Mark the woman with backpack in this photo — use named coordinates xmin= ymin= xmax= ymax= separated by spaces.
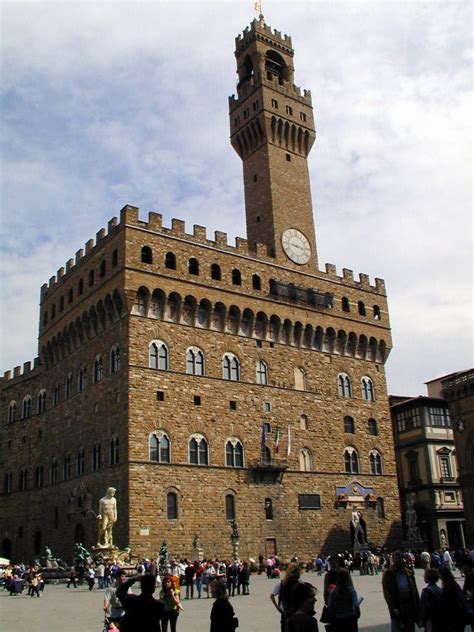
xmin=327 ymin=568 xmax=361 ymax=632
xmin=419 ymin=568 xmax=443 ymax=632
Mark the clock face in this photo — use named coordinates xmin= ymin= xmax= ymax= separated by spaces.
xmin=281 ymin=229 xmax=311 ymax=264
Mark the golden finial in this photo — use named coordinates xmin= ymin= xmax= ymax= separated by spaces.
xmin=255 ymin=1 xmax=264 ymax=21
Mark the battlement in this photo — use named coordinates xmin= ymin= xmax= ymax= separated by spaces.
xmin=1 ymin=357 xmax=41 ymax=385
xmin=235 ymin=18 xmax=293 ymax=53
xmin=229 ymin=75 xmax=312 ymax=111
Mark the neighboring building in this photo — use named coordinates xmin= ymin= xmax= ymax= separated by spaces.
xmin=427 ymin=370 xmax=474 ymax=547
xmin=389 ymin=394 xmax=465 ymax=550
xmin=0 ymin=16 xmax=401 ymax=563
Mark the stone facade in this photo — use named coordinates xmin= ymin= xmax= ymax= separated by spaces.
xmin=0 ymin=17 xmax=401 ymax=564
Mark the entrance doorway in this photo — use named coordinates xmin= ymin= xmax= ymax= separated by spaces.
xmin=265 ymin=538 xmax=277 ymax=558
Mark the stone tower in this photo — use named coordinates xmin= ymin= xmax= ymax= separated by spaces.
xmin=229 ymin=18 xmax=317 ymax=270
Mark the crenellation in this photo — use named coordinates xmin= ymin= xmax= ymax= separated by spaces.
xmin=120 ymin=204 xmax=140 ymax=225
xmin=75 ymin=249 xmax=84 ymax=265
xmin=193 ymin=225 xmax=206 ymax=241
xmin=235 ymin=236 xmax=248 ymax=250
xmin=171 ymin=218 xmax=185 ymax=234
xmin=57 ymin=266 xmax=65 ymax=279
xmin=66 ymin=259 xmax=74 ymax=273
xmin=325 ymin=263 xmax=337 ymax=276
xmin=23 ymin=361 xmax=31 ymax=373
xmin=108 ymin=217 xmax=118 ymax=232
xmin=96 ymin=228 xmax=106 ymax=243
xmin=147 ymin=212 xmax=163 ymax=230
xmin=256 ymin=243 xmax=267 ymax=257
xmin=375 ymin=278 xmax=386 ymax=294
xmin=49 ymin=275 xmax=56 ymax=288
xmin=41 ymin=283 xmax=48 ymax=298
xmin=14 ymin=366 xmax=21 ymax=377
xmin=85 ymin=239 xmax=94 ymax=255
xmin=343 ymin=268 xmax=354 ymax=283
xmin=214 ymin=231 xmax=228 ymax=247
xmin=359 ymin=273 xmax=370 ymax=289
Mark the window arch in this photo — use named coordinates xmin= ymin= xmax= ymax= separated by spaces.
xmin=92 ymin=444 xmax=102 ymax=471
xmin=37 ymin=390 xmax=47 ymax=414
xmin=368 ymin=418 xmax=378 ymax=436
xmin=63 ymin=455 xmax=71 ymax=480
xmin=344 ymin=416 xmax=355 ymax=434
xmin=188 ymin=257 xmax=199 ymax=275
xmin=77 ymin=449 xmax=85 ymax=475
xmin=150 ymin=431 xmax=171 ymax=463
xmin=344 ymin=447 xmax=359 ymax=474
xmin=141 ymin=246 xmax=153 ymax=264
xmin=93 ymin=355 xmax=103 ymax=383
xmin=299 ymin=448 xmax=313 ymax=472
xmin=50 ymin=459 xmax=58 ymax=484
xmin=8 ymin=401 xmax=17 ymax=423
xmin=149 ymin=340 xmax=169 ymax=370
xmin=211 ymin=263 xmax=221 ymax=280
xmin=167 ymin=492 xmax=178 ymax=520
xmin=225 ymin=439 xmax=244 ymax=467
xmin=110 ymin=437 xmax=119 ymax=465
xmin=189 ymin=435 xmax=209 ymax=465
xmin=265 ymin=498 xmax=273 ymax=520
xmin=34 ymin=465 xmax=44 ymax=488
xmin=338 ymin=373 xmax=352 ymax=397
xmin=223 ymin=353 xmax=240 ymax=381
xmin=99 ymin=259 xmax=106 ymax=277
xmin=376 ymin=497 xmax=385 ymax=518
xmin=370 ymin=449 xmax=383 ymax=475
xmin=65 ymin=373 xmax=73 ymax=399
xmin=361 ymin=377 xmax=376 ymax=401
xmin=186 ymin=347 xmax=205 ymax=376
xmin=300 ymin=414 xmax=308 ymax=430
xmin=111 ymin=249 xmax=118 ymax=267
xmin=294 ymin=367 xmax=306 ymax=391
xmin=52 ymin=384 xmax=60 ymax=406
xmin=165 ymin=252 xmax=176 ymax=270
xmin=110 ymin=345 xmax=120 ymax=373
xmin=88 ymin=269 xmax=95 ymax=287
xmin=358 ymin=301 xmax=366 ymax=316
xmin=342 ymin=297 xmax=350 ymax=312
xmin=256 ymin=360 xmax=268 ymax=385
xmin=373 ymin=305 xmax=381 ymax=320
xmin=4 ymin=471 xmax=13 ymax=493
xmin=252 ymin=274 xmax=261 ymax=290
xmin=78 ymin=278 xmax=84 ymax=296
xmin=22 ymin=396 xmax=32 ymax=419
xmin=19 ymin=468 xmax=28 ymax=491
xmin=232 ymin=269 xmax=242 ymax=285
xmin=68 ymin=288 xmax=73 ymax=304
xmin=225 ymin=493 xmax=236 ymax=520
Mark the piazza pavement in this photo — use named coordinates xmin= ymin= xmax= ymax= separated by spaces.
xmin=1 ymin=568 xmax=470 ymax=632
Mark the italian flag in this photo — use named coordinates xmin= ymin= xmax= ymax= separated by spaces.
xmin=274 ymin=426 xmax=281 ymax=453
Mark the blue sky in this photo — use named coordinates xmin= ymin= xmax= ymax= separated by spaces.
xmin=0 ymin=0 xmax=472 ymax=395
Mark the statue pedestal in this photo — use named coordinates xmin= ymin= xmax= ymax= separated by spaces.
xmin=353 ymin=541 xmax=369 ymax=555
xmin=191 ymin=547 xmax=203 ymax=562
xmin=92 ymin=545 xmax=118 ymax=559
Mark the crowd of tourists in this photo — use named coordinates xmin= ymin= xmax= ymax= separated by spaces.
xmin=2 ymin=548 xmax=474 ymax=631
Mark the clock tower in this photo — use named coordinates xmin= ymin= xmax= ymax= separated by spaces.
xmin=229 ymin=17 xmax=318 ymax=270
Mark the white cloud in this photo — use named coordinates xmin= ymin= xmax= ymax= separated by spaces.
xmin=1 ymin=1 xmax=472 ymax=395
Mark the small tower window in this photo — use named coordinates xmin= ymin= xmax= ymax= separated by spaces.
xmin=211 ymin=264 xmax=221 ymax=281
xmin=232 ymin=269 xmax=242 ymax=286
xmin=271 ymin=98 xmax=279 ymax=109
xmin=252 ymin=274 xmax=261 ymax=290
xmin=286 ymin=153 xmax=291 ymax=162
xmin=358 ymin=301 xmax=366 ymax=316
xmin=165 ymin=252 xmax=176 ymax=270
xmin=99 ymin=260 xmax=106 ymax=277
xmin=342 ymin=297 xmax=350 ymax=312
xmin=141 ymin=246 xmax=153 ymax=264
xmin=188 ymin=258 xmax=199 ymax=275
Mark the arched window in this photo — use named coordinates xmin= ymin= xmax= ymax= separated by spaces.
xmin=265 ymin=50 xmax=287 ymax=80
xmin=77 ymin=449 xmax=85 ymax=475
xmin=300 ymin=415 xmax=308 ymax=430
xmin=376 ymin=497 xmax=385 ymax=518
xmin=189 ymin=435 xmax=209 ymax=465
xmin=8 ymin=401 xmax=17 ymax=423
xmin=211 ymin=263 xmax=221 ymax=280
xmin=252 ymin=274 xmax=261 ymax=290
xmin=265 ymin=498 xmax=273 ymax=520
xmin=344 ymin=416 xmax=355 ymax=434
xmin=373 ymin=305 xmax=381 ymax=320
xmin=294 ymin=367 xmax=306 ymax=391
xmin=110 ymin=438 xmax=119 ymax=465
xmin=93 ymin=356 xmax=103 ymax=383
xmin=52 ymin=384 xmax=60 ymax=406
xmin=92 ymin=444 xmax=102 ymax=471
xmin=110 ymin=345 xmax=120 ymax=373
xmin=88 ymin=269 xmax=95 ymax=287
xmin=50 ymin=459 xmax=58 ymax=484
xmin=225 ymin=494 xmax=236 ymax=520
xmin=37 ymin=390 xmax=47 ymax=414
xmin=368 ymin=418 xmax=378 ymax=436
xmin=78 ymin=278 xmax=84 ymax=296
xmin=68 ymin=288 xmax=74 ymax=304
xmin=186 ymin=347 xmax=205 ymax=376
xmin=43 ymin=311 xmax=48 ymax=327
xmin=338 ymin=373 xmax=352 ymax=397
xmin=63 ymin=455 xmax=71 ymax=480
xmin=342 ymin=297 xmax=350 ymax=312
xmin=358 ymin=301 xmax=366 ymax=316
xmin=225 ymin=439 xmax=244 ymax=467
xmin=361 ymin=377 xmax=375 ymax=401
xmin=4 ymin=472 xmax=13 ymax=493
xmin=111 ymin=249 xmax=118 ymax=267
xmin=150 ymin=432 xmax=171 ymax=463
xmin=370 ymin=450 xmax=383 ymax=475
xmin=149 ymin=340 xmax=169 ymax=370
xmin=223 ymin=353 xmax=240 ymax=381
xmin=299 ymin=448 xmax=312 ymax=472
xmin=99 ymin=259 xmax=106 ymax=277
xmin=165 ymin=252 xmax=176 ymax=270
xmin=141 ymin=246 xmax=153 ymax=264
xmin=256 ymin=360 xmax=268 ymax=385
xmin=19 ymin=468 xmax=28 ymax=491
xmin=59 ymin=296 xmax=64 ymax=312
xmin=167 ymin=492 xmax=178 ymax=520
xmin=51 ymin=303 xmax=56 ymax=319
xmin=34 ymin=465 xmax=44 ymax=488
xmin=344 ymin=447 xmax=359 ymax=474
xmin=188 ymin=258 xmax=199 ymax=275
xmin=65 ymin=373 xmax=73 ymax=399
xmin=22 ymin=396 xmax=32 ymax=419
xmin=232 ymin=269 xmax=242 ymax=285
xmin=78 ymin=368 xmax=87 ymax=392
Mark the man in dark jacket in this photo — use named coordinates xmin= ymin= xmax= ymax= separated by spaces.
xmin=116 ymin=572 xmax=164 ymax=632
xmin=382 ymin=551 xmax=420 ymax=632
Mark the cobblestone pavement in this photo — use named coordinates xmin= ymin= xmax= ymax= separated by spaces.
xmin=1 ymin=569 xmax=469 ymax=632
